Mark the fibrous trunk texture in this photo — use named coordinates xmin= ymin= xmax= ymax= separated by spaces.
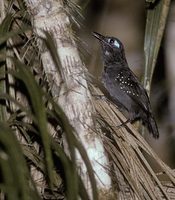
xmin=24 ymin=0 xmax=112 ymax=197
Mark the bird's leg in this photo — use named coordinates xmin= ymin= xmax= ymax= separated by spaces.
xmin=92 ymin=94 xmax=108 ymax=101
xmin=116 ymin=119 xmax=131 ymax=128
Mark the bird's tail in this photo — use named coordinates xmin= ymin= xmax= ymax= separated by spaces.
xmin=144 ymin=115 xmax=159 ymax=139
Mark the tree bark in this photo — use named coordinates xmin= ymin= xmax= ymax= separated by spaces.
xmin=24 ymin=0 xmax=112 ymax=198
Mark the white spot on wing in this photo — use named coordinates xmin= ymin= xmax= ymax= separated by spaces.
xmin=105 ymin=50 xmax=110 ymax=56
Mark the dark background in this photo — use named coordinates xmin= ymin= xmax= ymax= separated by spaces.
xmin=77 ymin=0 xmax=175 ymax=168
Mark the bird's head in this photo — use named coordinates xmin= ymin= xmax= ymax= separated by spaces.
xmin=93 ymin=32 xmax=127 ymax=65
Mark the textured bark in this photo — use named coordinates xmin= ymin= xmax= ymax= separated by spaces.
xmin=24 ymin=0 xmax=112 ymax=197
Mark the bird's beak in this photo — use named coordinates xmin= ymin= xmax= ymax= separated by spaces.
xmin=92 ymin=32 xmax=105 ymax=41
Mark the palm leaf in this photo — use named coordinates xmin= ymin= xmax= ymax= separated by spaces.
xmin=143 ymin=0 xmax=171 ymax=93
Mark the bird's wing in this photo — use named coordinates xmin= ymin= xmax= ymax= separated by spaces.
xmin=114 ymin=67 xmax=151 ymax=113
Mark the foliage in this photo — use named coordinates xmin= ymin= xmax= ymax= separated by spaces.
xmin=0 ymin=0 xmax=174 ymax=200
xmin=0 ymin=5 xmax=96 ymax=200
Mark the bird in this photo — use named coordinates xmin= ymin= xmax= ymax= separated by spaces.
xmin=93 ymin=32 xmax=159 ymax=139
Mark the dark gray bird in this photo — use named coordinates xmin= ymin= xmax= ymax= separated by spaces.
xmin=93 ymin=32 xmax=159 ymax=139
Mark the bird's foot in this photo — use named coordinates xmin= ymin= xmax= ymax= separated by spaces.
xmin=116 ymin=119 xmax=130 ymax=128
xmin=92 ymin=94 xmax=107 ymax=101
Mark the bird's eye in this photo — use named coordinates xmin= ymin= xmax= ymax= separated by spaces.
xmin=108 ymin=38 xmax=114 ymax=45
xmin=108 ymin=38 xmax=120 ymax=48
xmin=108 ymin=38 xmax=114 ymax=44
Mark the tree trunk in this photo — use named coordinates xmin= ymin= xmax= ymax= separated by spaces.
xmin=24 ymin=0 xmax=112 ymax=198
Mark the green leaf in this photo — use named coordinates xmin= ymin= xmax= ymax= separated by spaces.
xmin=0 ymin=14 xmax=30 ymax=45
xmin=0 ymin=14 xmax=13 ymax=35
xmin=0 ymin=122 xmax=40 ymax=200
xmin=10 ymin=59 xmax=55 ymax=189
